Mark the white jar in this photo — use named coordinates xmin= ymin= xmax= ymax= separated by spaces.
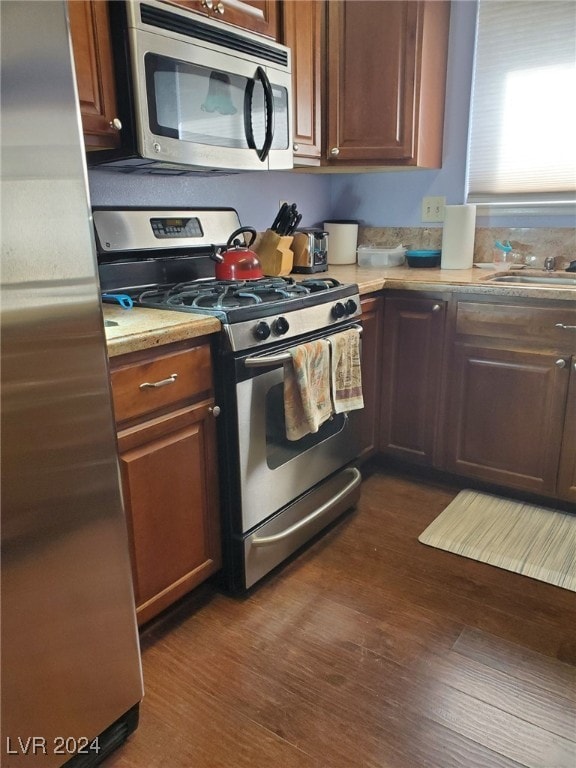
xmin=323 ymin=220 xmax=359 ymax=265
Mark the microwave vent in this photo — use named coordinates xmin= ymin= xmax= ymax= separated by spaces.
xmin=140 ymin=4 xmax=289 ymax=68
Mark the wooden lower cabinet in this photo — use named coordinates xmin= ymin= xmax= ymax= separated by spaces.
xmin=379 ymin=294 xmax=447 ymax=465
xmin=445 ymin=295 xmax=576 ymax=500
xmin=557 ymin=359 xmax=576 ymax=503
xmin=358 ymin=295 xmax=383 ymax=459
xmin=445 ymin=345 xmax=569 ymax=496
xmin=110 ymin=341 xmax=221 ymax=625
xmin=118 ymin=404 xmax=220 ymax=625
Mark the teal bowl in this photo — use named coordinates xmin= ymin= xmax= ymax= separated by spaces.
xmin=405 ymin=249 xmax=441 ymax=268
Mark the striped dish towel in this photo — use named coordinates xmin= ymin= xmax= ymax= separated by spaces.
xmin=330 ymin=328 xmax=364 ymax=414
xmin=283 ymin=339 xmax=332 ymax=441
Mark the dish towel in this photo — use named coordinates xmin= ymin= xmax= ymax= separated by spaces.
xmin=284 ymin=339 xmax=332 ymax=441
xmin=329 ymin=328 xmax=364 ymax=414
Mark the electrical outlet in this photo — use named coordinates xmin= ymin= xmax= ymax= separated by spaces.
xmin=422 ymin=196 xmax=446 ymax=222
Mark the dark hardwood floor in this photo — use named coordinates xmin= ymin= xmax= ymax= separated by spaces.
xmin=103 ymin=465 xmax=576 ymax=768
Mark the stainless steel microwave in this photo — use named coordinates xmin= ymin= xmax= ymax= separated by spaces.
xmin=88 ymin=0 xmax=293 ymax=174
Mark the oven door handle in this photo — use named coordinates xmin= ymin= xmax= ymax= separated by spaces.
xmin=244 ymin=324 xmax=362 ymax=368
xmin=251 ymin=467 xmax=361 ymax=546
xmin=245 ymin=351 xmax=291 ymax=367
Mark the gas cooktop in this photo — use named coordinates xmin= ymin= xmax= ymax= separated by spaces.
xmin=132 ymin=275 xmax=355 ymax=321
xmin=94 ymin=207 xmax=361 ymax=351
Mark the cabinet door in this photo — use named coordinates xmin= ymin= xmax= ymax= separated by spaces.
xmin=358 ymin=295 xmax=383 ymax=459
xmin=118 ymin=403 xmax=221 ymax=625
xmin=558 ymin=359 xmax=576 ymax=503
xmin=282 ymin=0 xmax=323 ymax=163
xmin=326 ymin=0 xmax=449 ymax=167
xmin=68 ymin=0 xmax=120 ymax=150
xmin=380 ymin=296 xmax=446 ymax=465
xmin=446 ymin=345 xmax=569 ymax=496
xmin=162 ymin=0 xmax=279 ymax=37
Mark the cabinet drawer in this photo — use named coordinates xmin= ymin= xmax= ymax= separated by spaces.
xmin=111 ymin=345 xmax=212 ymax=424
xmin=455 ymin=301 xmax=576 ymax=348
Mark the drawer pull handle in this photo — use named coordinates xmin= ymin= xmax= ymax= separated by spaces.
xmin=555 ymin=323 xmax=576 ymax=330
xmin=139 ymin=373 xmax=178 ymax=389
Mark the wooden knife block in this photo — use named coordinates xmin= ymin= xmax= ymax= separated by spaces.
xmin=254 ymin=229 xmax=294 ymax=276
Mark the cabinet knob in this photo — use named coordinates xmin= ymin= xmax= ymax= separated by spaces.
xmin=214 ymin=1 xmax=225 ymax=13
xmin=201 ymin=0 xmax=214 ymax=8
xmin=209 ymin=405 xmax=221 ymax=417
xmin=432 ymin=304 xmax=442 ymax=312
xmin=293 ymin=143 xmax=299 ymax=152
xmin=109 ymin=118 xmax=122 ymax=130
xmin=555 ymin=358 xmax=568 ymax=369
xmin=330 ymin=147 xmax=340 ymax=156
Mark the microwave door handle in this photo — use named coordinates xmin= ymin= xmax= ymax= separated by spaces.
xmin=256 ymin=66 xmax=274 ymax=162
xmin=243 ymin=78 xmax=257 ymax=153
xmin=244 ymin=67 xmax=274 ymax=162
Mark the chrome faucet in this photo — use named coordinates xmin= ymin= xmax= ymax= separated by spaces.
xmin=544 ymin=256 xmax=556 ymax=271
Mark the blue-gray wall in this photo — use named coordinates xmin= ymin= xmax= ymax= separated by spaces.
xmin=89 ymin=0 xmax=571 ymax=230
xmin=89 ymin=168 xmax=332 ymax=232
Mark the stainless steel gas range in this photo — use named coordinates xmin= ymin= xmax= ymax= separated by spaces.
xmin=95 ymin=208 xmax=362 ymax=592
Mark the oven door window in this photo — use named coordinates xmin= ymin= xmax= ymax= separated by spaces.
xmin=266 ymin=382 xmax=346 ymax=470
xmin=145 ymin=54 xmax=288 ymax=151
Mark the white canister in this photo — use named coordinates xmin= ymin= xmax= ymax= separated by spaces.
xmin=323 ymin=220 xmax=359 ymax=265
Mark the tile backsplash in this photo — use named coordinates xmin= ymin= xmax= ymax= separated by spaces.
xmin=358 ymin=227 xmax=575 ymax=270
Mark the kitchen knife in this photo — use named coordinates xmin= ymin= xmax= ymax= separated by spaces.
xmin=278 ymin=205 xmax=293 ymax=235
xmin=287 ymin=212 xmax=302 ymax=236
xmin=271 ymin=202 xmax=289 ymax=233
xmin=279 ymin=204 xmax=298 ymax=235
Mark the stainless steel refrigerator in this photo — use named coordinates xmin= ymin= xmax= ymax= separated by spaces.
xmin=1 ymin=2 xmax=144 ymax=766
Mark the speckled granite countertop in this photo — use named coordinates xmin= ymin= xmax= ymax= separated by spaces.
xmin=321 ymin=264 xmax=576 ymax=300
xmin=104 ymin=304 xmax=220 ymax=357
xmin=104 ymin=265 xmax=575 ymax=357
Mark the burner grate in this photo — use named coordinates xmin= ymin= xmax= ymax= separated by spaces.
xmin=138 ymin=276 xmax=315 ymax=312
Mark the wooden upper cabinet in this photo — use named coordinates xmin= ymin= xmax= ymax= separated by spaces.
xmin=281 ymin=0 xmax=324 ymax=164
xmin=161 ymin=0 xmax=280 ymax=38
xmin=326 ymin=0 xmax=450 ymax=168
xmin=68 ymin=1 xmax=121 ymax=150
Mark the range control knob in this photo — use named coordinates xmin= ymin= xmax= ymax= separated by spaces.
xmin=345 ymin=298 xmax=358 ymax=315
xmin=273 ymin=316 xmax=290 ymax=335
xmin=331 ymin=302 xmax=346 ymax=320
xmin=253 ymin=321 xmax=271 ymax=341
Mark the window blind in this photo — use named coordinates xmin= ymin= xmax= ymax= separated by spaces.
xmin=466 ymin=0 xmax=576 ymax=208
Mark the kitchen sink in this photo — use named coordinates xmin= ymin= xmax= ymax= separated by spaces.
xmin=485 ymin=272 xmax=576 ymax=287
